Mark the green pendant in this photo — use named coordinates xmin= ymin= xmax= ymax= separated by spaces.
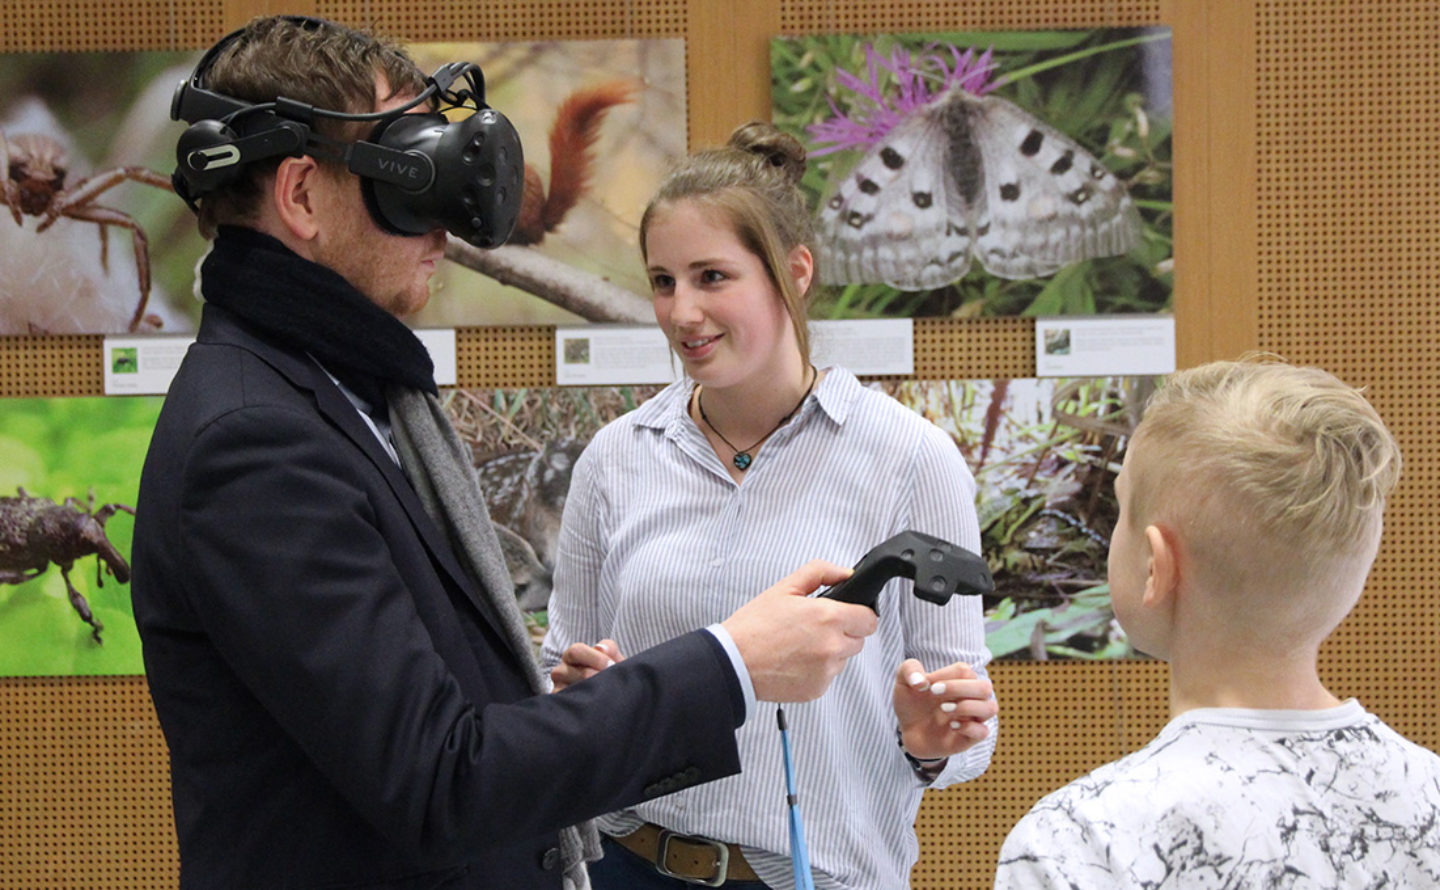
xmin=733 ymin=452 xmax=753 ymax=471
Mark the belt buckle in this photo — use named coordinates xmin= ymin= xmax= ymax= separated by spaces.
xmin=656 ymin=828 xmax=730 ymax=887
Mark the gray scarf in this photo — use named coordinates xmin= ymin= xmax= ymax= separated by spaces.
xmin=387 ymin=385 xmax=601 ymax=889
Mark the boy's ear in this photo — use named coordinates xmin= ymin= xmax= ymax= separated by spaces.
xmin=1143 ymin=523 xmax=1178 ymax=607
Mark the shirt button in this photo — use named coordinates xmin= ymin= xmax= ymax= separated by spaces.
xmin=709 ymin=558 xmax=723 ymax=568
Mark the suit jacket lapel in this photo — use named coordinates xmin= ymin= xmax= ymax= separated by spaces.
xmin=198 ymin=307 xmax=511 ymax=635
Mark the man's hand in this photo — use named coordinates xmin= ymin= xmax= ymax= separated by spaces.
xmin=550 ymin=639 xmax=625 ymax=692
xmin=893 ymin=659 xmax=996 ymax=762
xmin=721 ymin=560 xmax=877 ymax=702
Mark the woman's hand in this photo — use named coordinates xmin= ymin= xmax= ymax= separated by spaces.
xmin=550 ymin=639 xmax=626 ymax=692
xmin=892 ymin=659 xmax=997 ymax=763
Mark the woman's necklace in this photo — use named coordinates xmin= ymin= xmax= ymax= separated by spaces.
xmin=697 ymin=365 xmax=816 ymax=471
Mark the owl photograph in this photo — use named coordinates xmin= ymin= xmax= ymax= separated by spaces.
xmin=440 ymin=377 xmax=1142 ymax=662
xmin=772 ymin=28 xmax=1173 ymax=318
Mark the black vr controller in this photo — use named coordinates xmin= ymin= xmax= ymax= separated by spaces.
xmin=818 ymin=530 xmax=993 ymax=612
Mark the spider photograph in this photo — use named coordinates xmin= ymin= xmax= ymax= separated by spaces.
xmin=0 ymin=51 xmax=203 ymax=335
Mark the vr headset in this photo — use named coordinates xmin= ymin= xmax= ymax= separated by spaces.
xmin=170 ymin=16 xmax=523 ymax=248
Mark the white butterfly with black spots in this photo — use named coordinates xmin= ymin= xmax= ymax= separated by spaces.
xmin=818 ymin=87 xmax=1141 ymax=289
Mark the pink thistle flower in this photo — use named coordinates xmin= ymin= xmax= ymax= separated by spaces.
xmin=806 ymin=43 xmax=1000 ymax=157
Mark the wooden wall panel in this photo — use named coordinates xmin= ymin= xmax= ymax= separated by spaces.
xmin=1252 ymin=0 xmax=1440 ymax=746
xmin=1 ymin=2 xmax=1435 ymax=888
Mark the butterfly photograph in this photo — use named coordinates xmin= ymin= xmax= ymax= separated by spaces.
xmin=772 ymin=28 xmax=1173 ymax=318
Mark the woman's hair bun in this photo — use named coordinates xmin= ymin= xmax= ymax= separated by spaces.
xmin=728 ymin=120 xmax=807 ymax=185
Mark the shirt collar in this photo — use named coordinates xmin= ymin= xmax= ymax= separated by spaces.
xmin=312 ymin=355 xmax=401 ymax=467
xmin=631 ymin=365 xmax=863 ymax=435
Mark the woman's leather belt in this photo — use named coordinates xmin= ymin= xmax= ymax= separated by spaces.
xmin=610 ymin=822 xmax=761 ymax=886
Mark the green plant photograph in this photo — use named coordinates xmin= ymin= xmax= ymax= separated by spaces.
xmin=0 ymin=395 xmax=161 ymax=675
xmin=772 ymin=28 xmax=1173 ymax=319
xmin=446 ymin=377 xmax=1149 ymax=661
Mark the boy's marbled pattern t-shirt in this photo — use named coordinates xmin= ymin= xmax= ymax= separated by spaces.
xmin=995 ymin=700 xmax=1440 ymax=889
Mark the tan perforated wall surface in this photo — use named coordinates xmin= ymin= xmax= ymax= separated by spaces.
xmin=1 ymin=2 xmax=1434 ymax=888
xmin=1253 ymin=0 xmax=1440 ymax=743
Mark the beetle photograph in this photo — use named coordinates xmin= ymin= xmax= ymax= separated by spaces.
xmin=0 ymin=486 xmax=134 ymax=644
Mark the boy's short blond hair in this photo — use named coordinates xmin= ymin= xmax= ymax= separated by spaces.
xmin=1127 ymin=358 xmax=1400 ymax=606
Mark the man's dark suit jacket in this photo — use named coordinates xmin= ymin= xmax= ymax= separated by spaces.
xmin=132 ymin=304 xmax=744 ymax=888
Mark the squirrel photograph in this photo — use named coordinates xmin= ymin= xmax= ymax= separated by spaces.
xmin=507 ymin=79 xmax=638 ymax=247
xmin=411 ymin=38 xmax=687 ymax=327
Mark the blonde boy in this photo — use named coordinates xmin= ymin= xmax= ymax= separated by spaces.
xmin=995 ymin=358 xmax=1440 ymax=889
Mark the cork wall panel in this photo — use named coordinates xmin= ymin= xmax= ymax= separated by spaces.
xmin=913 ymin=318 xmax=1035 ymax=380
xmin=1253 ymin=0 xmax=1440 ymax=749
xmin=0 ymin=663 xmax=1171 ymax=889
xmin=2 ymin=1 xmax=1436 ymax=889
xmin=0 ymin=335 xmax=103 ymax=397
xmin=779 ymin=0 xmax=1163 ymax=32
xmin=317 ymin=0 xmax=687 ymax=41
xmin=455 ymin=325 xmax=554 ymax=387
xmin=0 ymin=676 xmax=176 ymax=888
xmin=912 ymin=661 xmax=1170 ymax=888
xmin=0 ymin=0 xmax=224 ymax=51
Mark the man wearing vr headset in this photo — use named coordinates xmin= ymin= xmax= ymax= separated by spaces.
xmin=131 ymin=15 xmax=877 ymax=890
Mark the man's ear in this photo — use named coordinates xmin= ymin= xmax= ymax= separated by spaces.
xmin=271 ymin=156 xmax=323 ymax=242
xmin=788 ymin=244 xmax=814 ymax=295
xmin=1143 ymin=523 xmax=1178 ymax=608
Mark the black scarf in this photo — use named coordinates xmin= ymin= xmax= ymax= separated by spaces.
xmin=201 ymin=226 xmax=437 ymax=410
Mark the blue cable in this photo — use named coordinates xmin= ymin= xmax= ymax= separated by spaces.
xmin=777 ymin=706 xmax=815 ymax=890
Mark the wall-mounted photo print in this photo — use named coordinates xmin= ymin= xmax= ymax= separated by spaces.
xmin=0 ymin=37 xmax=684 ymax=335
xmin=0 ymin=374 xmax=1151 ymax=676
xmin=771 ymin=28 xmax=1172 ymax=319
xmin=443 ymin=376 xmax=1153 ymax=661
xmin=406 ymin=39 xmax=685 ymax=327
xmin=0 ymin=395 xmax=160 ymax=676
xmin=0 ymin=50 xmax=197 ymax=334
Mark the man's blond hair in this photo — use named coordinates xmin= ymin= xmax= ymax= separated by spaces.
xmin=1127 ymin=358 xmax=1400 ymax=615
